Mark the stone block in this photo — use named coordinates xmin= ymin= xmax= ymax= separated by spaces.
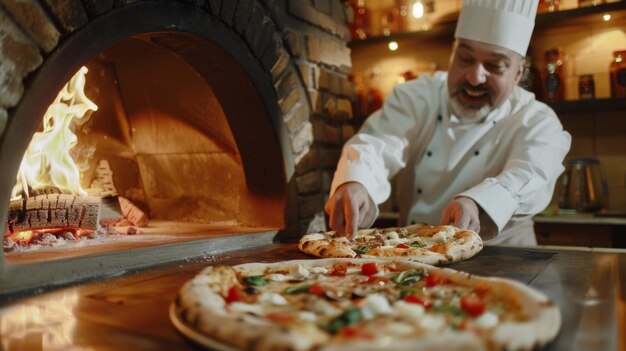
xmin=0 ymin=7 xmax=41 ymax=108
xmin=244 ymin=4 xmax=264 ymax=54
xmin=274 ymin=68 xmax=298 ymax=101
xmin=297 ymin=63 xmax=311 ymax=88
xmin=309 ymin=90 xmax=322 ymax=114
xmin=247 ymin=16 xmax=275 ymax=58
xmin=283 ymin=101 xmax=308 ymax=134
xmin=295 ymin=148 xmax=320 ymax=175
xmin=219 ymin=0 xmax=237 ymax=26
xmin=233 ymin=0 xmax=254 ymax=34
xmin=295 ymin=170 xmax=322 ymax=194
xmin=342 ymin=124 xmax=356 ymax=142
xmin=318 ymin=38 xmax=351 ymax=68
xmin=40 ymin=0 xmax=88 ymax=33
xmin=306 ymin=35 xmax=320 ymax=63
xmin=283 ymin=29 xmax=301 ymax=58
xmin=279 ymin=86 xmax=301 ymax=114
xmin=291 ymin=121 xmax=313 ymax=155
xmin=270 ymin=48 xmax=290 ymax=81
xmin=318 ymin=147 xmax=341 ymax=168
xmin=288 ymin=0 xmax=337 ymax=36
xmin=2 ymin=0 xmax=60 ymax=52
xmin=297 ymin=192 xmax=324 ymax=219
xmin=313 ymin=0 xmax=331 ymax=15
xmin=313 ymin=119 xmax=342 ymax=145
xmin=335 ymin=97 xmax=353 ymax=120
xmin=205 ymin=0 xmax=221 ymax=16
xmin=82 ymin=0 xmax=114 ymax=16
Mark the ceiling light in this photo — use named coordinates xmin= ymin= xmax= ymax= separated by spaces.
xmin=412 ymin=2 xmax=425 ymax=19
xmin=388 ymin=41 xmax=399 ymax=51
xmin=603 ymin=13 xmax=611 ymax=21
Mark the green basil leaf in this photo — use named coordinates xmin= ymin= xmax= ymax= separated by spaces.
xmin=242 ymin=276 xmax=268 ymax=286
xmin=284 ymin=284 xmax=311 ymax=294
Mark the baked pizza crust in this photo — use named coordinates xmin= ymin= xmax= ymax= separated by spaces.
xmin=299 ymin=224 xmax=483 ymax=265
xmin=175 ymin=258 xmax=560 ymax=351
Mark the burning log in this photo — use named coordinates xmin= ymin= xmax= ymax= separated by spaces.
xmin=7 ymin=193 xmax=101 ymax=232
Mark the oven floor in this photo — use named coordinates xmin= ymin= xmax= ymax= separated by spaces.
xmin=5 ymin=220 xmax=279 ymax=264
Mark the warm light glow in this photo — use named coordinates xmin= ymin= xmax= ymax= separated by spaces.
xmin=388 ymin=41 xmax=399 ymax=51
xmin=603 ymin=13 xmax=611 ymax=21
xmin=14 ymin=231 xmax=33 ymax=243
xmin=12 ymin=66 xmax=97 ymax=200
xmin=412 ymin=1 xmax=425 ymax=19
xmin=0 ymin=291 xmax=78 ymax=349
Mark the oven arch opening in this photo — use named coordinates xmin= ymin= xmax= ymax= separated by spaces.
xmin=0 ymin=1 xmax=310 ymax=298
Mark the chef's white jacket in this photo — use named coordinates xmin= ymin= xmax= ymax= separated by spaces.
xmin=330 ymin=72 xmax=572 ymax=245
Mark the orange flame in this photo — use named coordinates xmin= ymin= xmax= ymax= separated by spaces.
xmin=12 ymin=66 xmax=98 ymax=200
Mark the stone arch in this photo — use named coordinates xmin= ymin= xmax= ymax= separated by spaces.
xmin=0 ymin=0 xmax=315 ymax=234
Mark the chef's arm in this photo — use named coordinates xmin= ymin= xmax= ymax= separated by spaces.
xmin=456 ymin=114 xmax=572 ymax=235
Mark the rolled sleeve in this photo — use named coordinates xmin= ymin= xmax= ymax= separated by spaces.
xmin=458 ymin=179 xmax=518 ymax=232
xmin=330 ymin=146 xmax=392 ymax=204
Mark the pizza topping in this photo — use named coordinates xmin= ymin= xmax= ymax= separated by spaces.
xmin=290 ymin=264 xmax=311 ymax=279
xmin=392 ymin=269 xmax=423 ymax=285
xmin=395 ymin=243 xmax=410 ymax=248
xmin=404 ymin=293 xmax=433 ymax=308
xmin=474 ymin=311 xmax=499 ymax=329
xmin=394 ymin=300 xmax=426 ymax=322
xmin=338 ymin=325 xmax=374 ymax=339
xmin=284 ymin=284 xmax=312 ymax=295
xmin=330 ymin=262 xmax=349 ymax=276
xmin=409 ymin=241 xmax=427 ymax=248
xmin=258 ymin=292 xmax=288 ymax=305
xmin=242 ymin=276 xmax=268 ymax=286
xmin=360 ymin=262 xmax=379 ymax=276
xmin=359 ymin=294 xmax=393 ymax=318
xmin=425 ymin=273 xmax=448 ymax=287
xmin=326 ymin=307 xmax=362 ymax=334
xmin=225 ymin=286 xmax=249 ymax=303
xmin=267 ymin=273 xmax=288 ymax=282
xmin=353 ymin=246 xmax=371 ymax=255
xmin=460 ymin=295 xmax=486 ymax=316
xmin=308 ymin=283 xmax=326 ymax=297
xmin=432 ymin=226 xmax=455 ymax=242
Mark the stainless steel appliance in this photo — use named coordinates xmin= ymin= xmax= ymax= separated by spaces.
xmin=559 ymin=157 xmax=608 ymax=212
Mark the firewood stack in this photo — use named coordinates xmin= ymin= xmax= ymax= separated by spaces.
xmin=7 ymin=193 xmax=101 ymax=232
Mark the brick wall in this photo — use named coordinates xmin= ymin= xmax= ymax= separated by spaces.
xmin=0 ymin=0 xmax=355 ymax=235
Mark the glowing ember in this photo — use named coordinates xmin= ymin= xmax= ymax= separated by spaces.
xmin=12 ymin=66 xmax=98 ymax=200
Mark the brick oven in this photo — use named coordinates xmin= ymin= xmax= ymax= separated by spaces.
xmin=0 ymin=0 xmax=355 ymax=298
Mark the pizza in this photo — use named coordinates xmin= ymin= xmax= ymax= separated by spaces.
xmin=299 ymin=223 xmax=483 ymax=265
xmin=172 ymin=258 xmax=560 ymax=351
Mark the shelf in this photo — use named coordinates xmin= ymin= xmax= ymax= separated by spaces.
xmin=547 ymin=97 xmax=626 ymax=113
xmin=348 ymin=1 xmax=626 ymax=49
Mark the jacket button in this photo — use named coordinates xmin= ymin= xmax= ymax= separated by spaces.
xmin=417 ymin=188 xmax=423 ymax=194
xmin=474 ymin=150 xmax=480 ymax=156
xmin=426 ymin=150 xmax=432 ymax=157
xmin=437 ymin=115 xmax=442 ymax=121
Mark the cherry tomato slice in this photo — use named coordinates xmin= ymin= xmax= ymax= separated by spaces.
xmin=404 ymin=293 xmax=432 ymax=308
xmin=460 ymin=295 xmax=486 ymax=316
xmin=361 ymin=262 xmax=379 ymax=276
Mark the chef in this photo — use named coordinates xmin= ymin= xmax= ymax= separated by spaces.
xmin=325 ymin=0 xmax=571 ymax=245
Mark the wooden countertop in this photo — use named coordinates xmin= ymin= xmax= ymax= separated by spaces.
xmin=0 ymin=244 xmax=624 ymax=351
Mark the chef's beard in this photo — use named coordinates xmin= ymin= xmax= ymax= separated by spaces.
xmin=449 ymin=83 xmax=494 ymax=124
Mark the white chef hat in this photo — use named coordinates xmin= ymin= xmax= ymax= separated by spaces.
xmin=454 ymin=0 xmax=539 ymax=57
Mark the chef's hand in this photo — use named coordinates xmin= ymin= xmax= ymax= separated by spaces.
xmin=439 ymin=196 xmax=480 ymax=233
xmin=324 ymin=182 xmax=374 ymax=240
